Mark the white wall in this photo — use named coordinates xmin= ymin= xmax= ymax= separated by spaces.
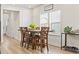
xmin=1 ymin=4 xmax=32 ymax=41
xmin=32 ymin=7 xmax=40 ymax=26
xmin=32 ymin=4 xmax=79 ymax=48
xmin=32 ymin=5 xmax=47 ymax=26
xmin=53 ymin=4 xmax=79 ymax=32
xmin=53 ymin=4 xmax=79 ymax=48
xmin=20 ymin=9 xmax=32 ymax=27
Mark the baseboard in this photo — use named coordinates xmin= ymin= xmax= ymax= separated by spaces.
xmin=48 ymin=44 xmax=60 ymax=48
xmin=4 ymin=34 xmax=20 ymax=43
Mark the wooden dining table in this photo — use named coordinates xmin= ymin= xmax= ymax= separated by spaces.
xmin=18 ymin=29 xmax=41 ymax=49
xmin=18 ymin=28 xmax=53 ymax=50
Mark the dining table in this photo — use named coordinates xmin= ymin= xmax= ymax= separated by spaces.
xmin=18 ymin=28 xmax=53 ymax=50
xmin=18 ymin=28 xmax=41 ymax=49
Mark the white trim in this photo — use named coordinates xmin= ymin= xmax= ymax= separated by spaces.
xmin=48 ymin=32 xmax=61 ymax=36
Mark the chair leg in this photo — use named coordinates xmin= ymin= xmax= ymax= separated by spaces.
xmin=24 ymin=43 xmax=26 ymax=47
xmin=27 ymin=44 xmax=29 ymax=49
xmin=27 ymin=39 xmax=30 ymax=49
xmin=46 ymin=38 xmax=49 ymax=52
xmin=41 ymin=44 xmax=43 ymax=53
xmin=32 ymin=44 xmax=34 ymax=50
xmin=20 ymin=41 xmax=23 ymax=47
xmin=34 ymin=38 xmax=37 ymax=50
xmin=40 ymin=39 xmax=43 ymax=53
xmin=32 ymin=37 xmax=36 ymax=50
xmin=47 ymin=44 xmax=49 ymax=51
xmin=38 ymin=39 xmax=40 ymax=48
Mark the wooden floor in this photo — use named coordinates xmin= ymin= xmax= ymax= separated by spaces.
xmin=1 ymin=35 xmax=74 ymax=54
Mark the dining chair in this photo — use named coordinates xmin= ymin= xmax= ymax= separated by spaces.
xmin=39 ymin=27 xmax=49 ymax=52
xmin=25 ymin=29 xmax=38 ymax=49
xmin=20 ymin=27 xmax=29 ymax=47
xmin=20 ymin=27 xmax=38 ymax=49
xmin=32 ymin=33 xmax=40 ymax=50
xmin=31 ymin=27 xmax=49 ymax=52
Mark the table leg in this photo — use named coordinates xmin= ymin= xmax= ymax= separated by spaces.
xmin=20 ymin=33 xmax=23 ymax=47
xmin=61 ymin=33 xmax=62 ymax=49
xmin=65 ymin=34 xmax=67 ymax=47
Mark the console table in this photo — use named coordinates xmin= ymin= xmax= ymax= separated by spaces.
xmin=61 ymin=33 xmax=79 ymax=53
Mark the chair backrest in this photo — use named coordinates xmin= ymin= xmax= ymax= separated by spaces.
xmin=20 ymin=27 xmax=28 ymax=33
xmin=40 ymin=27 xmax=49 ymax=39
xmin=20 ymin=27 xmax=30 ymax=39
xmin=41 ymin=27 xmax=49 ymax=32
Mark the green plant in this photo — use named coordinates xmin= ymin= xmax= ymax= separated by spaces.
xmin=64 ymin=26 xmax=72 ymax=33
xmin=29 ymin=23 xmax=38 ymax=29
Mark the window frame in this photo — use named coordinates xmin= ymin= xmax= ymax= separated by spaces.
xmin=40 ymin=10 xmax=61 ymax=34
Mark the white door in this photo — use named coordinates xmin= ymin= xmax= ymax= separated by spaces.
xmin=3 ymin=13 xmax=9 ymax=35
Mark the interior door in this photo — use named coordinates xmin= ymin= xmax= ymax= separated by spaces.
xmin=3 ymin=13 xmax=9 ymax=35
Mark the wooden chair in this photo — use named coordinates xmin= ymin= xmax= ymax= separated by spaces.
xmin=24 ymin=30 xmax=31 ymax=48
xmin=31 ymin=27 xmax=49 ymax=52
xmin=20 ymin=27 xmax=29 ymax=47
xmin=39 ymin=27 xmax=49 ymax=52
xmin=31 ymin=32 xmax=40 ymax=50
xmin=25 ymin=30 xmax=38 ymax=49
xmin=27 ymin=27 xmax=40 ymax=49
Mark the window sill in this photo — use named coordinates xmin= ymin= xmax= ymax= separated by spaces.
xmin=48 ymin=32 xmax=60 ymax=36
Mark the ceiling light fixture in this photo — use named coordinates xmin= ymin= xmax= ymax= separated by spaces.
xmin=44 ymin=4 xmax=53 ymax=11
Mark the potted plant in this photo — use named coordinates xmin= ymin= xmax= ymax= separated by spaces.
xmin=28 ymin=22 xmax=38 ymax=30
xmin=28 ymin=23 xmax=38 ymax=36
xmin=64 ymin=26 xmax=72 ymax=33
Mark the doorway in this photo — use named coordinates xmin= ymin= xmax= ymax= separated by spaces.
xmin=3 ymin=11 xmax=9 ymax=35
xmin=3 ymin=10 xmax=20 ymax=40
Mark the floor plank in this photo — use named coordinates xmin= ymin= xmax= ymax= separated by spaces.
xmin=1 ymin=35 xmax=75 ymax=54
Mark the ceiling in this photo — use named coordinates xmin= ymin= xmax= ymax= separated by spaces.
xmin=6 ymin=4 xmax=41 ymax=9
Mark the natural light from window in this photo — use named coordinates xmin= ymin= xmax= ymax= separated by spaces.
xmin=40 ymin=10 xmax=61 ymax=34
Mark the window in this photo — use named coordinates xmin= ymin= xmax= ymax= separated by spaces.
xmin=40 ymin=10 xmax=61 ymax=34
xmin=50 ymin=10 xmax=61 ymax=33
xmin=40 ymin=12 xmax=48 ymax=27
